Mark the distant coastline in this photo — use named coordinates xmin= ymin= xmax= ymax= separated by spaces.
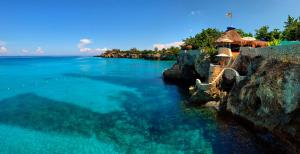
xmin=94 ymin=48 xmax=180 ymax=60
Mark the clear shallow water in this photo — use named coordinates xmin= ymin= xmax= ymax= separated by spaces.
xmin=0 ymin=57 xmax=263 ymax=154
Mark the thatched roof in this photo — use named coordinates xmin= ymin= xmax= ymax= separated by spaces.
xmin=216 ymin=30 xmax=243 ymax=44
xmin=216 ymin=30 xmax=268 ymax=47
xmin=251 ymin=40 xmax=268 ymax=47
xmin=242 ymin=37 xmax=256 ymax=41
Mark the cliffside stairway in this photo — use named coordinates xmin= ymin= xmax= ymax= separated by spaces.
xmin=196 ymin=54 xmax=242 ymax=91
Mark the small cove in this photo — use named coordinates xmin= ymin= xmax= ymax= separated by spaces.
xmin=0 ymin=56 xmax=267 ymax=153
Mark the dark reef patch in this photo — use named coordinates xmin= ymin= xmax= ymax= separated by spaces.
xmin=0 ymin=84 xmax=275 ymax=153
xmin=63 ymin=73 xmax=152 ymax=88
xmin=0 ymin=93 xmax=115 ymax=137
xmin=0 ymin=93 xmax=219 ymax=152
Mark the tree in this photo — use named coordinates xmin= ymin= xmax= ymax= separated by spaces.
xmin=183 ymin=28 xmax=222 ymax=59
xmin=183 ymin=28 xmax=222 ymax=51
xmin=129 ymin=48 xmax=139 ymax=54
xmin=283 ymin=15 xmax=300 ymax=41
xmin=161 ymin=48 xmax=167 ymax=53
xmin=167 ymin=46 xmax=180 ymax=55
xmin=255 ymin=26 xmax=272 ymax=41
xmin=236 ymin=29 xmax=253 ymax=37
xmin=270 ymin=28 xmax=282 ymax=40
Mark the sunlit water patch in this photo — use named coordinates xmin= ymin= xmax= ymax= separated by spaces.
xmin=0 ymin=57 xmax=263 ymax=153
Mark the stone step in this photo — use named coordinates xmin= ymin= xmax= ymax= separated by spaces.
xmin=208 ymin=65 xmax=224 ymax=83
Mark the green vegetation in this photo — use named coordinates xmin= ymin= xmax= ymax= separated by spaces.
xmin=183 ymin=28 xmax=222 ymax=58
xmin=254 ymin=15 xmax=300 ymax=45
xmin=283 ymin=15 xmax=300 ymax=41
xmin=236 ymin=29 xmax=253 ymax=37
xmin=98 ymin=46 xmax=181 ymax=60
xmin=103 ymin=47 xmax=180 ymax=56
xmin=183 ymin=28 xmax=222 ymax=50
xmin=255 ymin=26 xmax=283 ymax=42
xmin=267 ymin=39 xmax=281 ymax=46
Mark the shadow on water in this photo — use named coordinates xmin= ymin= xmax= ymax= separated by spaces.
xmin=63 ymin=72 xmax=190 ymax=100
xmin=0 ymin=93 xmax=218 ymax=153
xmin=0 ymin=58 xmax=279 ymax=153
xmin=0 ymin=74 xmax=269 ymax=153
xmin=63 ymin=73 xmax=147 ymax=86
xmin=61 ymin=73 xmax=267 ymax=153
xmin=0 ymin=93 xmax=124 ymax=138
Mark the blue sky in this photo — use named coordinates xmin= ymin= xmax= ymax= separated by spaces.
xmin=0 ymin=0 xmax=299 ymax=56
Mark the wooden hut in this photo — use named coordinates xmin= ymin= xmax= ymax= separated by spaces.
xmin=216 ymin=29 xmax=244 ymax=52
xmin=216 ymin=28 xmax=268 ymax=52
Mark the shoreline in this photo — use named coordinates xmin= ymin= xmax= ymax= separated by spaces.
xmin=94 ymin=55 xmax=177 ymax=61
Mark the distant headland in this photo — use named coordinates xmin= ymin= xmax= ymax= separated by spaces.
xmin=94 ymin=47 xmax=180 ymax=60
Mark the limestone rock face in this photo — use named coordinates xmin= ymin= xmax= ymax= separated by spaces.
xmin=144 ymin=53 xmax=161 ymax=60
xmin=188 ymin=90 xmax=215 ymax=105
xmin=130 ymin=54 xmax=140 ymax=59
xmin=232 ymin=55 xmax=264 ymax=76
xmin=194 ymin=54 xmax=210 ymax=81
xmin=227 ymin=59 xmax=300 ymax=152
xmin=163 ymin=64 xmax=182 ymax=81
xmin=160 ymin=54 xmax=177 ymax=60
xmin=163 ymin=46 xmax=300 ymax=152
xmin=163 ymin=51 xmax=202 ymax=85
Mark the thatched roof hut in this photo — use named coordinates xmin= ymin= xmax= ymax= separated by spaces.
xmin=240 ymin=37 xmax=268 ymax=47
xmin=216 ymin=30 xmax=243 ymax=45
xmin=241 ymin=37 xmax=256 ymax=41
xmin=216 ymin=29 xmax=268 ymax=48
xmin=250 ymin=40 xmax=268 ymax=47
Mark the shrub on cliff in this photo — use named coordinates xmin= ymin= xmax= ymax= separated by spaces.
xmin=283 ymin=15 xmax=300 ymax=41
xmin=255 ymin=15 xmax=300 ymax=42
xmin=183 ymin=28 xmax=222 ymax=51
xmin=183 ymin=28 xmax=222 ymax=61
xmin=267 ymin=39 xmax=281 ymax=46
xmin=255 ymin=26 xmax=283 ymax=41
xmin=236 ymin=29 xmax=253 ymax=37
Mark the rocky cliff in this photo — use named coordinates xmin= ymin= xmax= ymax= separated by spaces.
xmin=226 ymin=57 xmax=300 ymax=153
xmin=163 ymin=50 xmax=210 ymax=85
xmin=163 ymin=46 xmax=300 ymax=153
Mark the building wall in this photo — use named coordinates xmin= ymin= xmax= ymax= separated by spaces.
xmin=240 ymin=45 xmax=300 ymax=64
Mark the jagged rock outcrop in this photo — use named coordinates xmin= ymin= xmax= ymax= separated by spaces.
xmin=143 ymin=53 xmax=161 ymax=60
xmin=226 ymin=58 xmax=300 ymax=153
xmin=194 ymin=54 xmax=211 ymax=81
xmin=163 ymin=50 xmax=210 ymax=85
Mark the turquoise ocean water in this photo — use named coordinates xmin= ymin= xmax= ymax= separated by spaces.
xmin=0 ymin=57 xmax=263 ymax=153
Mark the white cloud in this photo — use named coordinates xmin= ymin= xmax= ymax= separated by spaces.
xmin=78 ymin=38 xmax=92 ymax=49
xmin=95 ymin=48 xmax=109 ymax=52
xmin=0 ymin=46 xmax=7 ymax=53
xmin=78 ymin=38 xmax=108 ymax=53
xmin=0 ymin=41 xmax=8 ymax=54
xmin=36 ymin=47 xmax=44 ymax=54
xmin=21 ymin=49 xmax=29 ymax=53
xmin=153 ymin=41 xmax=184 ymax=50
